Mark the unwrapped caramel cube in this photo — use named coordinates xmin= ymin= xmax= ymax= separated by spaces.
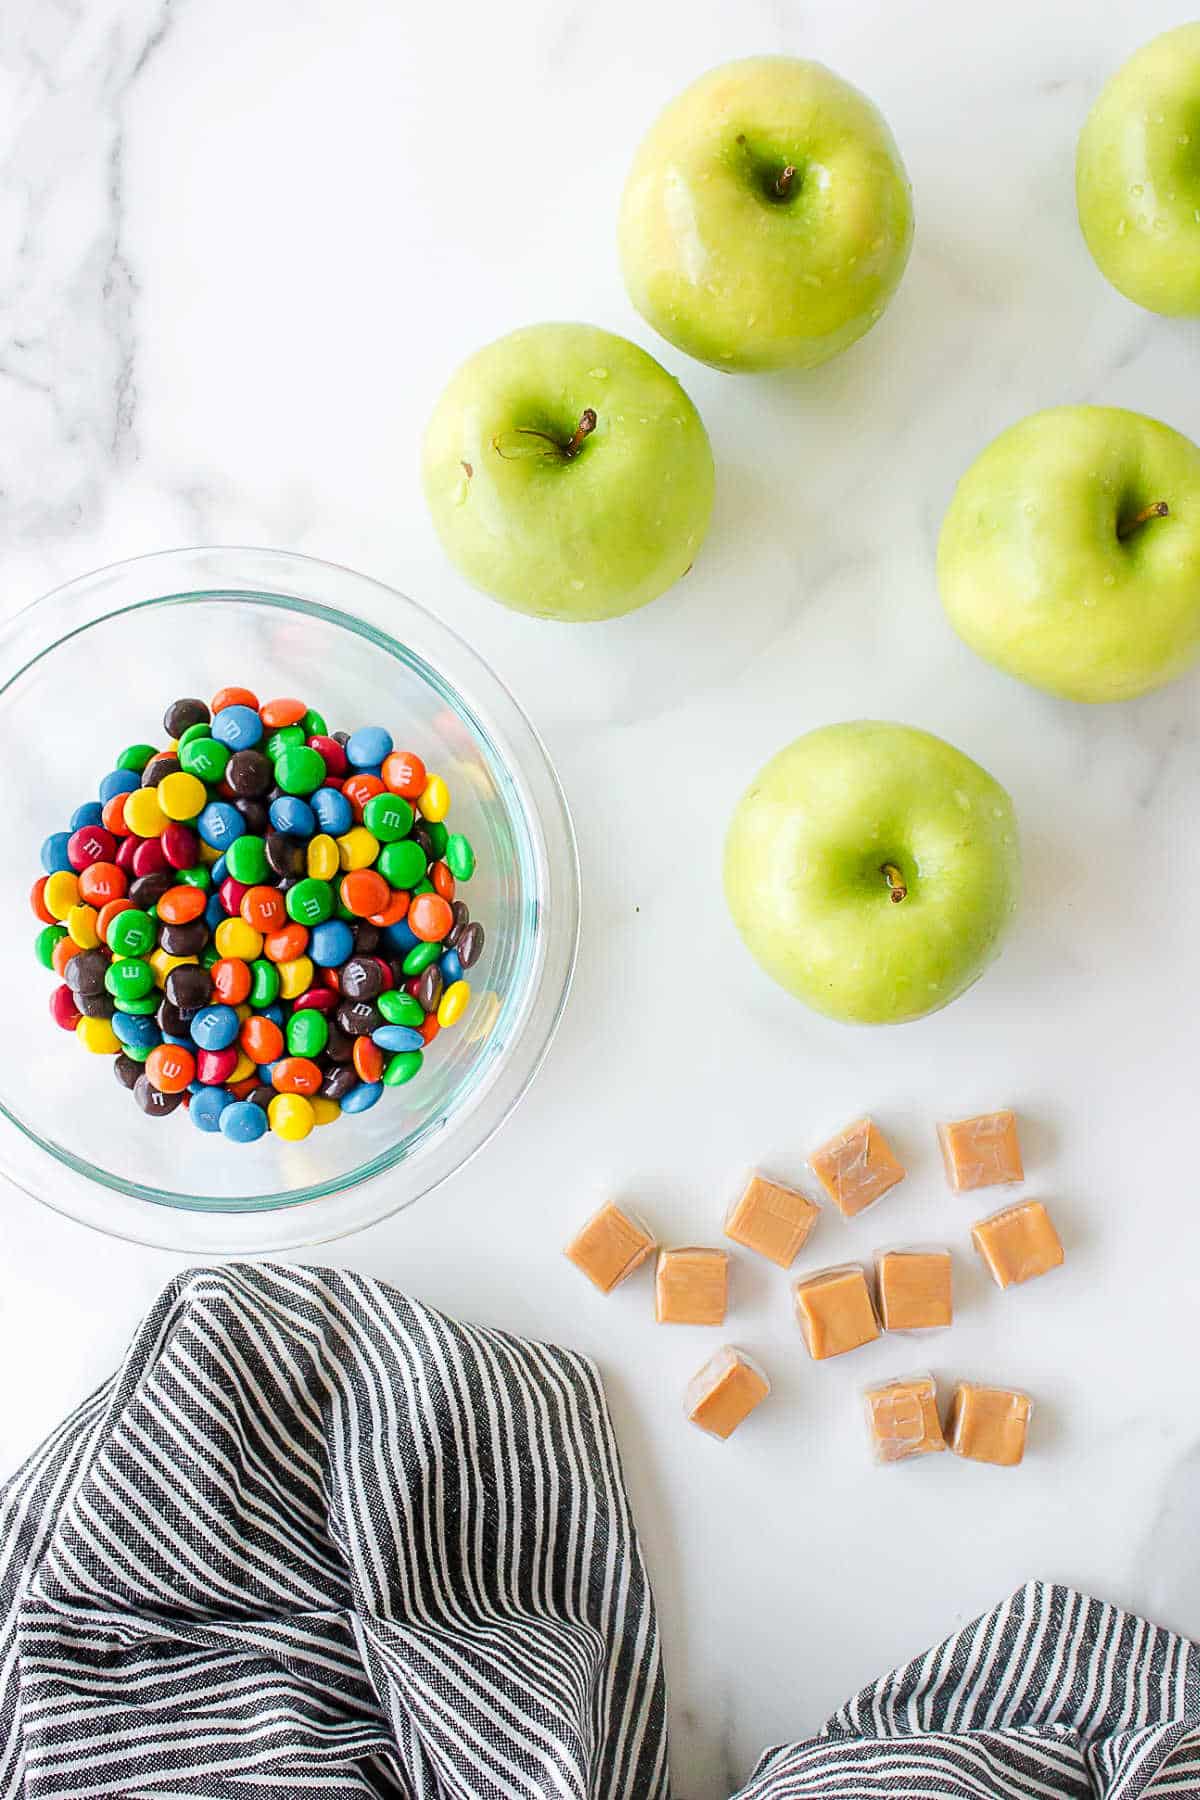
xmin=655 ymin=1248 xmax=729 ymax=1325
xmin=686 ymin=1346 xmax=769 ymax=1439
xmin=877 ymin=1249 xmax=953 ymax=1331
xmin=724 ymin=1172 xmax=819 ymax=1269
xmin=564 ymin=1201 xmax=655 ymax=1293
xmin=947 ymin=1382 xmax=1032 ymax=1466
xmin=809 ymin=1118 xmax=905 ymax=1217
xmin=793 ymin=1264 xmax=880 ymax=1360
xmin=972 ymin=1201 xmax=1063 ymax=1289
xmin=864 ymin=1374 xmax=946 ymax=1463
xmin=938 ymin=1110 xmax=1023 ymax=1191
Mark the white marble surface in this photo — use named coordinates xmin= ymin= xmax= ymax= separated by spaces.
xmin=3 ymin=1 xmax=1200 ymax=1792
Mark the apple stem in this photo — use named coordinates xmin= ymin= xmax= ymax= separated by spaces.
xmin=881 ymin=863 xmax=908 ymax=904
xmin=1118 ymin=500 xmax=1169 ymax=541
xmin=774 ymin=164 xmax=797 ymax=199
xmin=564 ymin=409 xmax=597 ymax=459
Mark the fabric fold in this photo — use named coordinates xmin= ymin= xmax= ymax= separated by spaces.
xmin=735 ymin=1580 xmax=1200 ymax=1799
xmin=0 ymin=1263 xmax=669 ymax=1799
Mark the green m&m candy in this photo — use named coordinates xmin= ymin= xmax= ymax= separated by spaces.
xmin=383 ymin=1049 xmax=423 ymax=1086
xmin=362 ymin=793 xmax=414 ymax=842
xmin=107 ymin=908 xmax=156 ymax=958
xmin=179 ymin=735 xmax=230 ymax=784
xmin=36 ymin=924 xmax=66 ymax=969
xmin=286 ymin=878 xmax=334 ymax=927
xmin=105 ymin=957 xmax=155 ymax=1003
xmin=378 ymin=990 xmax=424 ymax=1028
xmin=117 ymin=743 xmax=157 ymax=772
xmin=377 ymin=839 xmax=426 ymax=890
xmin=287 ymin=1009 xmax=328 ymax=1058
xmin=274 ymin=744 xmax=326 ymax=795
xmin=225 ymin=835 xmax=269 ymax=885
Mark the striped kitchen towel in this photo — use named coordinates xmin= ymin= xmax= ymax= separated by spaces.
xmin=734 ymin=1581 xmax=1200 ymax=1799
xmin=0 ymin=1263 xmax=668 ymax=1799
xmin=2 ymin=1267 xmax=1197 ymax=1799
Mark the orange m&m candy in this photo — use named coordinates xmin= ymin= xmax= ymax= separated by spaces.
xmin=30 ymin=878 xmax=55 ymax=925
xmin=368 ymin=888 xmax=409 ymax=928
xmin=259 ymin=697 xmax=307 ymax=729
xmin=157 ymin=885 xmax=207 ymax=925
xmin=241 ymin=1015 xmax=284 ymax=1065
xmin=430 ymin=860 xmax=455 ymax=902
xmin=340 ymin=869 xmax=389 ymax=918
xmin=263 ymin=922 xmax=309 ymax=964
xmin=342 ymin=773 xmax=384 ymax=819
xmin=408 ymin=892 xmax=454 ymax=943
xmin=101 ymin=793 xmax=129 ymax=835
xmin=381 ymin=751 xmax=426 ymax=800
xmin=271 ymin=1057 xmax=322 ymax=1096
xmin=211 ymin=685 xmax=260 ymax=714
xmin=210 ymin=957 xmax=252 ymax=1004
xmin=52 ymin=936 xmax=78 ymax=978
xmin=96 ymin=898 xmax=135 ymax=945
xmin=145 ymin=1044 xmax=195 ymax=1094
xmin=353 ymin=1038 xmax=383 ymax=1083
xmin=78 ymin=861 xmax=127 ymax=905
xmin=240 ymin=885 xmax=286 ymax=932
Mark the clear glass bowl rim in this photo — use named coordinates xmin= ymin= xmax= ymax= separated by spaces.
xmin=0 ymin=546 xmax=580 ymax=1254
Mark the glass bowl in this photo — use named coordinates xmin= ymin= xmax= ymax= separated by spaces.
xmin=0 ymin=547 xmax=579 ymax=1252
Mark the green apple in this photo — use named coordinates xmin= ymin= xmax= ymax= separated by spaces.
xmin=938 ymin=406 xmax=1200 ymax=703
xmin=618 ymin=56 xmax=914 ymax=373
xmin=1077 ymin=24 xmax=1200 ymax=315
xmin=422 ymin=323 xmax=714 ymax=622
xmin=724 ymin=722 xmax=1019 ymax=1026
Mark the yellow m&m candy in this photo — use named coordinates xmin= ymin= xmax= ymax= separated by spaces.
xmin=268 ymin=1093 xmax=315 ymax=1141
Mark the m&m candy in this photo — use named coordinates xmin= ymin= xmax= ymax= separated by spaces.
xmin=32 ymin=689 xmax=486 ymax=1143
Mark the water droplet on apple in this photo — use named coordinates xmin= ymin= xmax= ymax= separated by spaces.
xmin=1082 ymin=595 xmax=1096 ymax=608
xmin=1178 ymin=133 xmax=1191 ymax=145
xmin=1130 ymin=184 xmax=1144 ymax=198
xmin=1153 ymin=217 xmax=1168 ymax=233
xmin=570 ymin=579 xmax=585 ymax=591
xmin=1103 ymin=573 xmax=1116 ymax=587
xmin=1116 ymin=219 xmax=1128 ymax=236
xmin=588 ymin=367 xmax=609 ymax=379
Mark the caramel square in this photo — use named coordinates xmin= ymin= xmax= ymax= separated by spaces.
xmin=877 ymin=1249 xmax=953 ymax=1332
xmin=864 ymin=1375 xmax=946 ymax=1463
xmin=564 ymin=1202 xmax=655 ymax=1294
xmin=809 ymin=1118 xmax=905 ymax=1217
xmin=655 ymin=1248 xmax=729 ymax=1325
xmin=686 ymin=1346 xmax=769 ymax=1440
xmin=938 ymin=1110 xmax=1023 ymax=1192
xmin=972 ymin=1201 xmax=1063 ymax=1289
xmin=947 ymin=1382 xmax=1032 ymax=1466
xmin=724 ymin=1172 xmax=819 ymax=1269
xmin=793 ymin=1264 xmax=880 ymax=1360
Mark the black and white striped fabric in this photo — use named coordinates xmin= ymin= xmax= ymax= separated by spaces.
xmin=2 ymin=1267 xmax=1197 ymax=1799
xmin=0 ymin=1264 xmax=668 ymax=1799
xmin=735 ymin=1581 xmax=1200 ymax=1799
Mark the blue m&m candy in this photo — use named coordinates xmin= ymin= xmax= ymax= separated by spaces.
xmin=98 ymin=768 xmax=140 ymax=804
xmin=190 ymin=1086 xmax=231 ymax=1133
xmin=219 ymin=1099 xmax=268 ymax=1143
xmin=40 ymin=832 xmax=73 ymax=875
xmin=345 ymin=725 xmax=393 ymax=769
xmin=190 ymin=1004 xmax=240 ymax=1051
xmin=197 ymin=801 xmax=245 ymax=851
xmin=70 ymin=802 xmax=104 ymax=831
xmin=269 ymin=795 xmax=316 ymax=838
xmin=311 ymin=786 xmax=353 ymax=837
xmin=341 ymin=1080 xmax=383 ymax=1114
xmin=211 ymin=705 xmax=263 ymax=750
